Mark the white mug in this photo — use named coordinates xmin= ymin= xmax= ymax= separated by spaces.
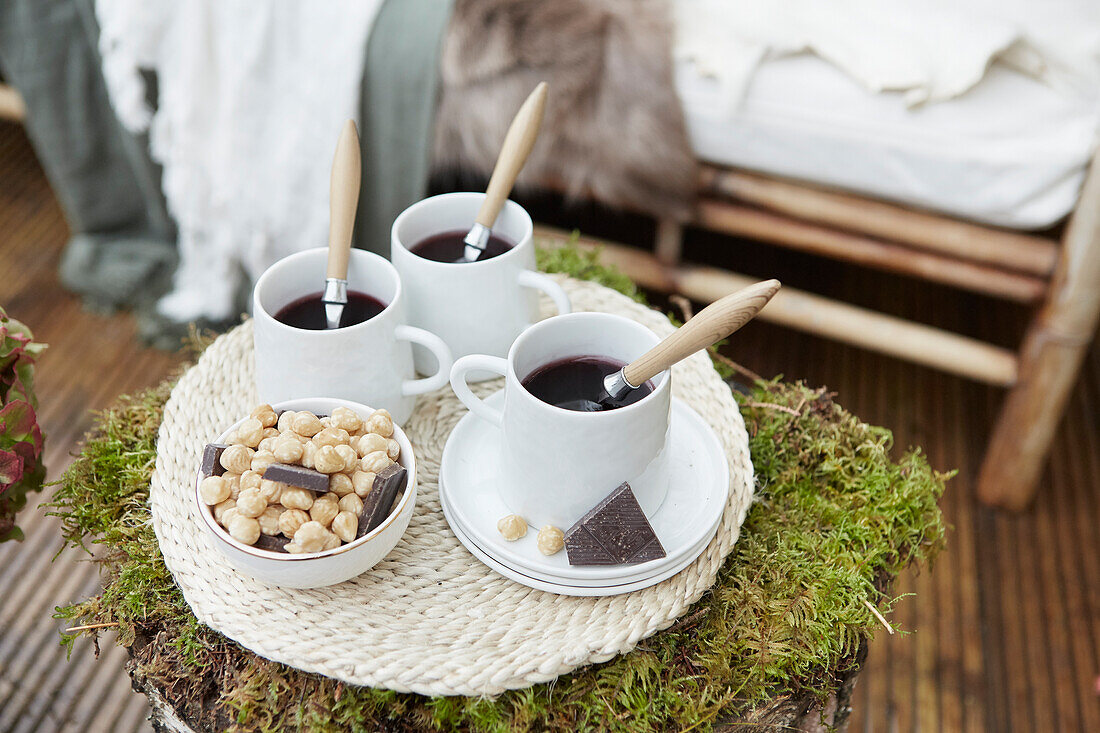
xmin=253 ymin=248 xmax=452 ymax=425
xmin=450 ymin=312 xmax=671 ymax=528
xmin=391 ymin=192 xmax=571 ymax=377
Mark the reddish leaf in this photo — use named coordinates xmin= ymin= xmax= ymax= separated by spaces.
xmin=0 ymin=400 xmax=36 ymax=437
xmin=0 ymin=448 xmax=23 ymax=492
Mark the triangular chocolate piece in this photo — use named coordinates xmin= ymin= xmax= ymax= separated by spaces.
xmin=357 ymin=464 xmax=408 ymax=538
xmin=564 ymin=525 xmax=619 ymax=565
xmin=564 ymin=482 xmax=666 ymax=565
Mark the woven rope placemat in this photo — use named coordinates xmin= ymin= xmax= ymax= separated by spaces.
xmin=149 ymin=276 xmax=754 ymax=697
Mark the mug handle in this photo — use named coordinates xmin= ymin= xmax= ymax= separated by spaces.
xmin=517 ymin=270 xmax=571 ymax=321
xmin=450 ymin=355 xmax=507 ymax=426
xmin=395 ymin=325 xmax=453 ymax=396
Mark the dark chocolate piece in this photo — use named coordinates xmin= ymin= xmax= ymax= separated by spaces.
xmin=253 ymin=534 xmax=290 ymax=553
xmin=564 ymin=482 xmax=666 ymax=566
xmin=262 ymin=463 xmax=330 ymax=493
xmin=357 ymin=464 xmax=408 ymax=537
xmin=562 ymin=525 xmax=618 ymax=565
xmin=201 ymin=443 xmax=229 ymax=477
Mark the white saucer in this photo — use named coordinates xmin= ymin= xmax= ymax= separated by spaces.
xmin=440 ymin=485 xmax=715 ymax=590
xmin=439 ymin=391 xmax=730 ymax=588
xmin=442 ymin=489 xmax=716 ymax=596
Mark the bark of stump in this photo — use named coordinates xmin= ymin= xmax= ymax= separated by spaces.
xmin=126 ymin=643 xmax=865 ymax=733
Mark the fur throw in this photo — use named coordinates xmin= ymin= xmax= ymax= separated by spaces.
xmin=433 ymin=0 xmax=697 ymax=220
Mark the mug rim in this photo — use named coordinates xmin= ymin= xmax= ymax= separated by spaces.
xmin=253 ymin=247 xmax=402 ymax=337
xmin=391 ymin=192 xmax=534 ymax=269
xmin=504 ymin=312 xmax=670 ymax=418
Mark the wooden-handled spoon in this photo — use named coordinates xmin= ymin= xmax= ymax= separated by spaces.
xmin=322 ymin=119 xmax=362 ymax=329
xmin=461 ymin=82 xmax=548 ymax=262
xmin=565 ymin=279 xmax=782 ymax=411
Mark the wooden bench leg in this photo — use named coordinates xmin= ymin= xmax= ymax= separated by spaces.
xmin=977 ymin=154 xmax=1100 ymax=510
xmin=655 ymin=218 xmax=684 ymax=266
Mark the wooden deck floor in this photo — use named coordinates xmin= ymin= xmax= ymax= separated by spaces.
xmin=1 ymin=120 xmax=1098 ymax=731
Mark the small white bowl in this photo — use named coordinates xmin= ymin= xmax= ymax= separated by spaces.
xmin=196 ymin=397 xmax=417 ymax=588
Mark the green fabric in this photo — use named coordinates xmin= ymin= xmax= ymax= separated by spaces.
xmin=0 ymin=0 xmax=177 ymax=310
xmin=355 ymin=0 xmax=454 ymax=257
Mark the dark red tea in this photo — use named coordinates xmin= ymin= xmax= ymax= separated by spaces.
xmin=273 ymin=291 xmax=387 ymax=330
xmin=410 ymin=230 xmax=514 ymax=263
xmin=521 ymin=356 xmax=654 ymax=411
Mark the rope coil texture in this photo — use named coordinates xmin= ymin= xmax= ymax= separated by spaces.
xmin=150 ymin=276 xmax=754 ymax=696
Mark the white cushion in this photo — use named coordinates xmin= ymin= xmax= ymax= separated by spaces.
xmin=677 ymin=54 xmax=1100 ymax=229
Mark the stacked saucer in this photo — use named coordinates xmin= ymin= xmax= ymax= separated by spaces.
xmin=439 ymin=391 xmax=730 ymax=596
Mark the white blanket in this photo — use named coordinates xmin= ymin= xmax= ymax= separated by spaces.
xmin=96 ymin=0 xmax=383 ymax=322
xmin=674 ymin=0 xmax=1100 ymax=110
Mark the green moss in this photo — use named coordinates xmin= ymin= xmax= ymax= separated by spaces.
xmin=50 ymin=245 xmax=946 ymax=731
xmin=535 ymin=234 xmax=645 ymax=304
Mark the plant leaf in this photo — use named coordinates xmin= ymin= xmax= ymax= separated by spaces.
xmin=0 ymin=448 xmax=24 ymax=491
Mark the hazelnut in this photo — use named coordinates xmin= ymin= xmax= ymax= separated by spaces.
xmin=335 ymin=444 xmax=359 ymax=472
xmin=219 ymin=507 xmax=240 ymax=528
xmin=199 ymin=475 xmax=230 ymax=505
xmin=251 ymin=404 xmax=279 ymax=428
xmin=219 ymin=445 xmax=253 ymax=474
xmin=239 ymin=469 xmax=262 ymax=492
xmin=272 ymin=436 xmax=304 ymax=463
xmin=300 ymin=440 xmax=318 ymax=469
xmin=536 ymin=525 xmax=565 ymax=555
xmin=235 ymin=417 xmax=264 ymax=448
xmin=331 ymin=511 xmax=358 ymax=542
xmin=352 ymin=470 xmax=376 ymax=497
xmin=329 ymin=472 xmax=354 ymax=496
xmin=250 ymin=450 xmax=277 ymax=473
xmin=364 ymin=410 xmax=394 ymax=438
xmin=259 ymin=478 xmax=285 ymax=504
xmin=213 ymin=498 xmax=236 ymax=524
xmin=257 ymin=436 xmax=277 ymax=453
xmin=497 ymin=514 xmax=527 ymax=541
xmin=285 ymin=521 xmax=333 ymax=553
xmin=290 ymin=411 xmax=323 ymax=437
xmin=257 ymin=505 xmax=283 ymax=535
xmin=236 ymin=488 xmax=266 ymax=518
xmin=360 ymin=450 xmax=392 ymax=474
xmin=261 ymin=427 xmax=280 ymax=439
xmin=330 ymin=406 xmax=362 ymax=433
xmin=310 ymin=493 xmax=340 ymax=527
xmin=227 ymin=515 xmax=261 ymax=545
xmin=278 ymin=508 xmax=309 ymax=538
xmin=313 ymin=445 xmax=345 ymax=474
xmin=222 ymin=472 xmax=242 ymax=500
xmin=280 ymin=486 xmax=315 ymax=511
xmin=277 ymin=410 xmax=297 ymax=432
xmin=322 ymin=532 xmax=342 ymax=551
xmin=385 ymin=439 xmax=401 ymax=461
xmin=313 ymin=427 xmax=350 ymax=448
xmin=338 ymin=493 xmax=363 ymax=516
xmin=356 ymin=433 xmax=388 ymax=458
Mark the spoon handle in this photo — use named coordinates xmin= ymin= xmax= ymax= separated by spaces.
xmin=474 ymin=82 xmax=548 ymax=229
xmin=623 ymin=279 xmax=781 ymax=387
xmin=327 ymin=119 xmax=361 ymax=280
